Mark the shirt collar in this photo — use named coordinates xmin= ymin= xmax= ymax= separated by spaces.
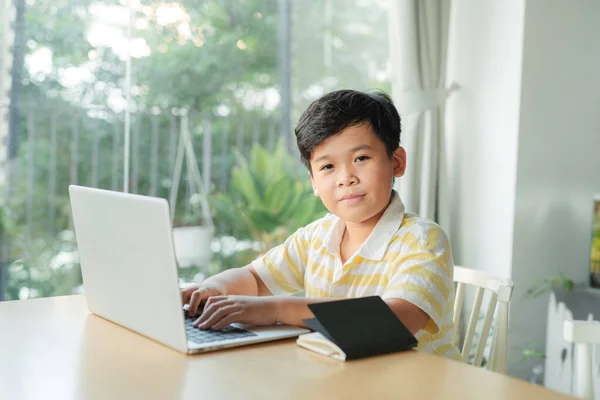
xmin=321 ymin=191 xmax=406 ymax=261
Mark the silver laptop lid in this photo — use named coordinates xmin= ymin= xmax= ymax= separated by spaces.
xmin=69 ymin=185 xmax=188 ymax=353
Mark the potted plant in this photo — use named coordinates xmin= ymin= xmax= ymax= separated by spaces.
xmin=169 ymin=109 xmax=214 ymax=273
xmin=212 ymin=141 xmax=328 ymax=267
xmin=172 ymin=193 xmax=214 ymax=270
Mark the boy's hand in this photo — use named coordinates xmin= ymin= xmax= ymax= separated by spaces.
xmin=192 ymin=295 xmax=278 ymax=331
xmin=180 ymin=283 xmax=226 ymax=316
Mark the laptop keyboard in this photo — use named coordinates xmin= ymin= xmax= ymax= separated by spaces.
xmin=184 ymin=311 xmax=257 ymax=344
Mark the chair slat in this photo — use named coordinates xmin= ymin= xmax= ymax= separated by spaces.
xmin=453 ymin=282 xmax=465 ymax=344
xmin=473 ymin=292 xmax=497 ymax=367
xmin=462 ymin=286 xmax=484 ymax=362
xmin=491 ymin=301 xmax=510 ymax=373
xmin=487 ymin=317 xmax=499 ymax=371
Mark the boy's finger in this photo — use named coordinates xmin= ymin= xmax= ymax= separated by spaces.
xmin=203 ymin=295 xmax=226 ymax=308
xmin=194 ymin=297 xmax=229 ymax=326
xmin=188 ymin=290 xmax=209 ymax=316
xmin=195 ymin=304 xmax=238 ymax=328
xmin=210 ymin=311 xmax=243 ymax=331
xmin=181 ymin=288 xmax=194 ymax=305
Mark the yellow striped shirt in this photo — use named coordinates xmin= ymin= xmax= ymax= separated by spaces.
xmin=252 ymin=191 xmax=461 ymax=360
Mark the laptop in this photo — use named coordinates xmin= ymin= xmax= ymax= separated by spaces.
xmin=68 ymin=185 xmax=310 ymax=354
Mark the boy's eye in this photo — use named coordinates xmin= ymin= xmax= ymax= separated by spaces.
xmin=320 ymin=164 xmax=334 ymax=171
xmin=355 ymin=155 xmax=370 ymax=162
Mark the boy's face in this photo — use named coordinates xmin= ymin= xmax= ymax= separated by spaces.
xmin=309 ymin=123 xmax=406 ymax=225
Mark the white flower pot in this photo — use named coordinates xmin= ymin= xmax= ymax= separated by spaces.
xmin=172 ymin=225 xmax=214 ymax=268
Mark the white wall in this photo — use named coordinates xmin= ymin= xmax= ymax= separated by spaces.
xmin=445 ymin=0 xmax=600 ymax=379
xmin=444 ymin=0 xmax=524 ymax=280
xmin=510 ymin=0 xmax=600 ymax=379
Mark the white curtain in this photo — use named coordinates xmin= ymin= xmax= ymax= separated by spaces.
xmin=0 ymin=0 xmax=14 ymax=187
xmin=388 ymin=0 xmax=455 ymax=222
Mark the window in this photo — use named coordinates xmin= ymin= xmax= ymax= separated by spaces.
xmin=0 ymin=0 xmax=390 ymax=300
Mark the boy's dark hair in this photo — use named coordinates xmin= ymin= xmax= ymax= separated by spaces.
xmin=294 ymin=89 xmax=401 ymax=171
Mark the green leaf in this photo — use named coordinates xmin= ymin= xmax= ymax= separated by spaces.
xmin=231 ymin=167 xmax=261 ymax=206
xmin=280 ymin=180 xmax=313 ymax=217
xmin=248 ymin=209 xmax=282 ymax=234
xmin=272 ymin=140 xmax=289 ymax=174
xmin=250 ymin=144 xmax=272 ymax=184
xmin=289 ymin=197 xmax=317 ymax=229
xmin=523 ymin=273 xmax=576 ymax=300
xmin=562 ymin=279 xmax=574 ymax=292
xmin=264 ymin=177 xmax=292 ymax=214
xmin=211 ymin=194 xmax=250 ymax=236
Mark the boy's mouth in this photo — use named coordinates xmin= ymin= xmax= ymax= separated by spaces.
xmin=339 ymin=193 xmax=366 ymax=203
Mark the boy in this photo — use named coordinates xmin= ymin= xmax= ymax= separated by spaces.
xmin=181 ymin=90 xmax=460 ymax=360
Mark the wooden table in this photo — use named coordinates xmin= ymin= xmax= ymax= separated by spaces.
xmin=0 ymin=295 xmax=574 ymax=400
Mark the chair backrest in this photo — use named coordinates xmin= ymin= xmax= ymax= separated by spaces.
xmin=453 ymin=266 xmax=515 ymax=374
xmin=563 ymin=319 xmax=600 ymax=399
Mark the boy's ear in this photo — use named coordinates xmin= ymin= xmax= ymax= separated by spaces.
xmin=309 ymin=171 xmax=320 ymax=196
xmin=392 ymin=146 xmax=407 ymax=178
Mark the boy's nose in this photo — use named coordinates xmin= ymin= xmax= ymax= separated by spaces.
xmin=337 ymin=169 xmax=358 ymax=187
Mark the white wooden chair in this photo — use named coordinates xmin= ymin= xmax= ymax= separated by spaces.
xmin=563 ymin=319 xmax=600 ymax=399
xmin=453 ymin=266 xmax=515 ymax=374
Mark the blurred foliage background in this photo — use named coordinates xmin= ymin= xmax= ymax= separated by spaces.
xmin=0 ymin=0 xmax=390 ymax=299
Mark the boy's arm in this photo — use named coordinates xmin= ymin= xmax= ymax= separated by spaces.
xmin=382 ymin=223 xmax=454 ymax=337
xmin=192 ymin=293 xmax=428 ymax=332
xmin=273 ymin=297 xmax=428 ymax=334
xmin=189 ymin=225 xmax=314 ymax=326
xmin=273 ymin=297 xmax=337 ymax=327
xmin=383 ymin=298 xmax=430 ymax=335
xmin=247 ymin=265 xmax=276 ymax=296
xmin=183 ymin=265 xmax=271 ymax=315
xmin=200 ymin=265 xmax=273 ymax=296
xmin=203 ymin=267 xmax=334 ymax=327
